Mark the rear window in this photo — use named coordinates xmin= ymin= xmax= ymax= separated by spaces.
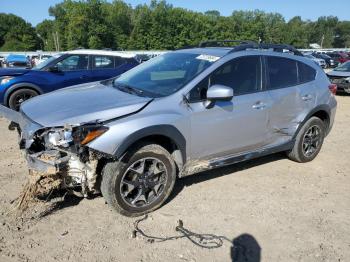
xmin=267 ymin=56 xmax=298 ymax=89
xmin=92 ymin=55 xmax=114 ymax=69
xmin=298 ymin=62 xmax=316 ymax=83
xmin=115 ymin=57 xmax=137 ymax=67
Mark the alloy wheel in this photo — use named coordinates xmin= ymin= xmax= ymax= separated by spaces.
xmin=120 ymin=157 xmax=167 ymax=208
xmin=302 ymin=125 xmax=322 ymax=157
xmin=14 ymin=92 xmax=34 ymax=111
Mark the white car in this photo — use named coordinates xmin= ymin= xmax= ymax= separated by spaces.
xmin=33 ymin=55 xmax=53 ymax=67
xmin=305 ymin=54 xmax=326 ymax=68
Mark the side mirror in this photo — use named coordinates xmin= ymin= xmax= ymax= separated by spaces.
xmin=205 ymin=84 xmax=233 ymax=108
xmin=48 ymin=65 xmax=61 ymax=73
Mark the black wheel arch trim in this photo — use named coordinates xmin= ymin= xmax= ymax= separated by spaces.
xmin=4 ymin=83 xmax=43 ymax=106
xmin=293 ymin=104 xmax=331 ymax=140
xmin=114 ymin=125 xmax=186 ymax=164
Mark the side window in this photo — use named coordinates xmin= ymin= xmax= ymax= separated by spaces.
xmin=211 ymin=56 xmax=261 ymax=96
xmin=188 ymin=76 xmax=210 ymax=102
xmin=189 ymin=56 xmax=261 ymax=101
xmin=115 ymin=57 xmax=126 ymax=68
xmin=114 ymin=57 xmax=136 ymax=67
xmin=266 ymin=56 xmax=298 ymax=89
xmin=56 ymin=55 xmax=89 ymax=71
xmin=298 ymin=62 xmax=316 ymax=83
xmin=92 ymin=56 xmax=114 ymax=69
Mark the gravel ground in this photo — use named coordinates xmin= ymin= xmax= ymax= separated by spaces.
xmin=0 ymin=95 xmax=349 ymax=262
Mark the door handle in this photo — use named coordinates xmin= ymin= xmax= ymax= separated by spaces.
xmin=302 ymin=94 xmax=313 ymax=101
xmin=80 ymin=75 xmax=88 ymax=79
xmin=252 ymin=101 xmax=266 ymax=110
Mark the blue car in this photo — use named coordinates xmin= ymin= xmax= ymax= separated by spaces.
xmin=4 ymin=54 xmax=30 ymax=68
xmin=0 ymin=50 xmax=140 ymax=110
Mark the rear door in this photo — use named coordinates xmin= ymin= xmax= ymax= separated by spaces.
xmin=265 ymin=56 xmax=317 ymax=146
xmin=115 ymin=57 xmax=139 ymax=75
xmin=90 ymin=56 xmax=139 ymax=82
xmin=90 ymin=55 xmax=118 ymax=81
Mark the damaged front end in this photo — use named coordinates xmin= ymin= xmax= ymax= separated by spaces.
xmin=0 ymin=104 xmax=110 ymax=198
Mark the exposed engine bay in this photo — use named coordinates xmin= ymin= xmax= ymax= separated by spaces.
xmin=23 ymin=123 xmax=110 ymax=197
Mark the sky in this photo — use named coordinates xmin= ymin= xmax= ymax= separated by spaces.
xmin=0 ymin=0 xmax=349 ymax=26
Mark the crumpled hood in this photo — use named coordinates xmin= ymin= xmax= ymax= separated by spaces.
xmin=21 ymin=82 xmax=153 ymax=127
xmin=0 ymin=68 xmax=31 ymax=77
xmin=327 ymin=70 xmax=350 ymax=77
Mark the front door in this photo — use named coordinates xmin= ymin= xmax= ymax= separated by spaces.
xmin=46 ymin=54 xmax=91 ymax=92
xmin=188 ymin=55 xmax=271 ymax=160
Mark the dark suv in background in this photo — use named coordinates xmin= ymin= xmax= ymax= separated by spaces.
xmin=313 ymin=52 xmax=337 ymax=68
xmin=0 ymin=50 xmax=140 ymax=110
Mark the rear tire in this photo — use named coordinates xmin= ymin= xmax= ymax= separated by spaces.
xmin=8 ymin=88 xmax=38 ymax=111
xmin=287 ymin=117 xmax=325 ymax=163
xmin=101 ymin=144 xmax=176 ymax=217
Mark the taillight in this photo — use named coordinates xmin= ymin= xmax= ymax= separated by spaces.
xmin=329 ymin=84 xmax=337 ymax=95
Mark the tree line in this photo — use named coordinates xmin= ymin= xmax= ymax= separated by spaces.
xmin=0 ymin=0 xmax=350 ymax=52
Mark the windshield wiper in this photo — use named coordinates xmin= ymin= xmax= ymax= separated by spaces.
xmin=115 ymin=83 xmax=144 ymax=96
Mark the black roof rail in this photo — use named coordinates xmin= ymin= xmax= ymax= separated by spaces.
xmin=230 ymin=43 xmax=259 ymax=52
xmin=259 ymin=43 xmax=304 ymax=56
xmin=199 ymin=40 xmax=257 ymax=48
xmin=228 ymin=43 xmax=304 ymax=56
xmin=175 ymin=45 xmax=197 ymax=50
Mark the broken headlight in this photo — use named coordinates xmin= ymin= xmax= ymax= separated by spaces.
xmin=48 ymin=129 xmax=73 ymax=147
xmin=46 ymin=125 xmax=108 ymax=148
xmin=73 ymin=125 xmax=109 ymax=145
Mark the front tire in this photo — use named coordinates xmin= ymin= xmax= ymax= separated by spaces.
xmin=101 ymin=144 xmax=176 ymax=217
xmin=287 ymin=117 xmax=325 ymax=163
xmin=8 ymin=88 xmax=38 ymax=111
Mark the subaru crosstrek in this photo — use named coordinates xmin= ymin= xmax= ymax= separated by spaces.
xmin=0 ymin=41 xmax=337 ymax=216
xmin=0 ymin=50 xmax=139 ymax=110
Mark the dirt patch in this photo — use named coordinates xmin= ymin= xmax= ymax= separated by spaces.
xmin=10 ymin=170 xmax=62 ymax=213
xmin=0 ymin=96 xmax=350 ymax=261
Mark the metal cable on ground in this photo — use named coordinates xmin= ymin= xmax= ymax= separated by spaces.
xmin=132 ymin=214 xmax=232 ymax=249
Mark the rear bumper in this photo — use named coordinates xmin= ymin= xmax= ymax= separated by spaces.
xmin=327 ymin=97 xmax=337 ymax=136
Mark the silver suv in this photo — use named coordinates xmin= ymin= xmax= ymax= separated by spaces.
xmin=0 ymin=41 xmax=337 ymax=216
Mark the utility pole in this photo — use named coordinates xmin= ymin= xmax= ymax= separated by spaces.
xmin=52 ymin=32 xmax=60 ymax=51
xmin=320 ymin=34 xmax=325 ymax=49
xmin=56 ymin=31 xmax=60 ymax=52
xmin=37 ymin=34 xmax=44 ymax=50
xmin=52 ymin=32 xmax=58 ymax=51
